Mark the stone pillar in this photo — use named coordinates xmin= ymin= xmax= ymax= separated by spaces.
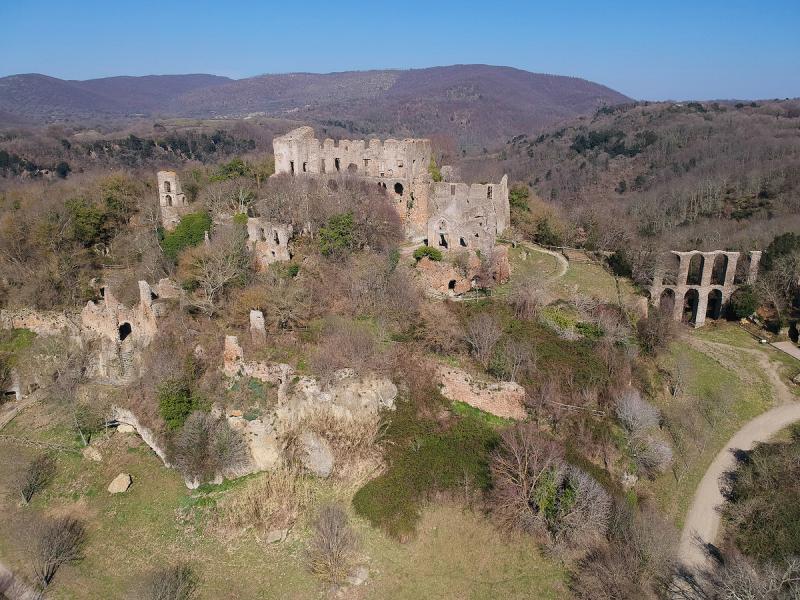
xmin=694 ymin=292 xmax=709 ymax=328
xmin=676 ymin=253 xmax=691 ymax=286
xmin=747 ymin=251 xmax=762 ymax=284
xmin=673 ymin=288 xmax=686 ymax=322
xmin=723 ymin=252 xmax=739 ymax=288
xmin=700 ymin=253 xmax=715 ymax=287
xmin=650 ymin=264 xmax=665 ymax=305
xmin=249 ymin=310 xmax=266 ymax=345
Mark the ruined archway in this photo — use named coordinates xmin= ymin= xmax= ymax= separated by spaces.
xmin=682 ymin=289 xmax=700 ymax=324
xmin=394 ymin=182 xmax=404 ymax=196
xmin=706 ymin=289 xmax=723 ymax=320
xmin=659 ymin=288 xmax=676 ymax=314
xmin=119 ymin=322 xmax=132 ymax=342
xmin=734 ymin=253 xmax=751 ymax=285
xmin=711 ymin=254 xmax=728 ymax=285
xmin=662 ymin=253 xmax=681 ymax=286
xmin=687 ymin=254 xmax=704 ymax=286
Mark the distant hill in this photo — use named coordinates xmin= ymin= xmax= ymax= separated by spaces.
xmin=0 ymin=65 xmax=631 ymax=147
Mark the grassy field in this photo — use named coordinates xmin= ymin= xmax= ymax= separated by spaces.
xmin=0 ymin=401 xmax=566 ymax=599
xmin=647 ymin=334 xmax=774 ymax=525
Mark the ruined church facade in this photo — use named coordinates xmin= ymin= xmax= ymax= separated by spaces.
xmin=272 ymin=126 xmax=510 ymax=252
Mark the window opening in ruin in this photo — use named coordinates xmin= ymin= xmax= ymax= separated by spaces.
xmin=459 ymin=237 xmax=467 ymax=247
xmin=423 ymin=238 xmax=428 ymax=246
xmin=119 ymin=322 xmax=132 ymax=342
xmin=687 ymin=254 xmax=704 ymax=286
xmin=321 ymin=159 xmax=326 ymax=173
xmin=734 ymin=254 xmax=751 ymax=285
xmin=151 ymin=290 xmax=159 ymax=301
xmin=448 ymin=280 xmax=456 ymax=290
xmin=260 ymin=228 xmax=267 ymax=242
xmin=397 ymin=161 xmax=404 ymax=168
xmin=302 ymin=162 xmax=307 ymax=173
xmin=706 ymin=289 xmax=723 ymax=320
xmin=165 ymin=195 xmax=172 ymax=207
xmin=451 ymin=184 xmax=456 ymax=195
xmin=164 ymin=181 xmax=171 ymax=193
xmin=487 ymin=186 xmax=493 ymax=199
xmin=363 ymin=159 xmax=369 ymax=169
xmin=273 ymin=230 xmax=279 ymax=244
xmin=99 ymin=287 xmax=105 ymax=298
xmin=662 ymin=253 xmax=681 ymax=286
xmin=394 ymin=182 xmax=404 ymax=196
xmin=475 ymin=233 xmax=479 ymax=237
xmin=439 ymin=234 xmax=448 ymax=249
xmin=711 ymin=254 xmax=728 ymax=285
xmin=334 ymin=158 xmax=341 ymax=172
xmin=347 ymin=163 xmax=358 ymax=173
xmin=290 ymin=161 xmax=295 ymax=175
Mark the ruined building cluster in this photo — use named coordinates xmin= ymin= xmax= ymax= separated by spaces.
xmin=272 ymin=126 xmax=510 ymax=253
xmin=649 ymin=250 xmax=761 ymax=328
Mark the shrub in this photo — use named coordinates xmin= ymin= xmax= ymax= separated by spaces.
xmin=161 ymin=212 xmax=212 ymax=261
xmin=31 ymin=516 xmax=86 ymax=588
xmin=17 ymin=453 xmax=56 ymax=504
xmin=635 ymin=308 xmax=675 ymax=355
xmin=173 ymin=411 xmax=249 ymax=485
xmin=412 ymin=245 xmax=443 ymax=261
xmin=509 ymin=185 xmax=530 ymax=212
xmin=615 ymin=389 xmax=660 ymax=434
xmin=158 ymin=379 xmax=198 ymax=430
xmin=728 ymin=285 xmax=759 ymax=319
xmin=307 ymin=504 xmax=359 ymax=584
xmin=140 ymin=564 xmax=198 ymax=600
xmin=318 ymin=212 xmax=355 ymax=258
xmin=353 ymin=414 xmax=498 ymax=539
xmin=427 ymin=157 xmax=442 ymax=182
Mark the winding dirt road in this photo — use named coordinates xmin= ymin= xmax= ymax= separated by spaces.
xmin=679 ymin=338 xmax=800 ymax=568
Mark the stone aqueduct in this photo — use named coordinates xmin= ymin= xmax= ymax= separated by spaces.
xmin=649 ymin=250 xmax=761 ymax=327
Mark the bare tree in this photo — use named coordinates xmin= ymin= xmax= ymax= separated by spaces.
xmin=507 ymin=275 xmax=546 ymax=320
xmin=464 ymin=313 xmax=503 ymax=369
xmin=173 ymin=412 xmax=249 ymax=486
xmin=307 ymin=504 xmax=359 ymax=585
xmin=30 ymin=516 xmax=85 ymax=588
xmin=139 ymin=564 xmax=199 ymax=600
xmin=17 ymin=453 xmax=56 ymax=504
xmin=615 ymin=389 xmax=660 ymax=434
xmin=500 ymin=339 xmax=535 ymax=383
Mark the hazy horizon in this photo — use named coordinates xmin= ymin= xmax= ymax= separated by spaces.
xmin=1 ymin=0 xmax=799 ymax=101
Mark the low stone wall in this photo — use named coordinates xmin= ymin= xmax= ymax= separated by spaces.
xmin=0 ymin=309 xmax=80 ymax=337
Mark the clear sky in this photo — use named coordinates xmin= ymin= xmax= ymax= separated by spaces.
xmin=1 ymin=0 xmax=798 ymax=100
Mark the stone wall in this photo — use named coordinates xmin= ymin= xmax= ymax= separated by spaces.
xmin=437 ymin=365 xmax=526 ymax=420
xmin=245 ymin=218 xmax=293 ymax=270
xmin=0 ymin=309 xmax=80 ymax=337
xmin=157 ymin=170 xmax=189 ymax=231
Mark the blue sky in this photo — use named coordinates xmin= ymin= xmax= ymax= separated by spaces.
xmin=1 ymin=0 xmax=798 ymax=100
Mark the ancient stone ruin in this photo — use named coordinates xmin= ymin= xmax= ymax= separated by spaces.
xmin=649 ymin=250 xmax=761 ymax=327
xmin=272 ymin=126 xmax=510 ymax=251
xmin=157 ymin=170 xmax=190 ymax=230
xmin=245 ymin=218 xmax=293 ymax=270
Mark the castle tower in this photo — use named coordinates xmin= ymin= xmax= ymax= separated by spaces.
xmin=156 ymin=171 xmax=187 ymax=230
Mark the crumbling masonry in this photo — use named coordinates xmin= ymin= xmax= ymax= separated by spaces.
xmin=272 ymin=126 xmax=510 ymax=252
xmin=649 ymin=250 xmax=761 ymax=327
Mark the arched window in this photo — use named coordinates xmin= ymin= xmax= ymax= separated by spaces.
xmin=659 ymin=288 xmax=675 ymax=313
xmin=687 ymin=254 xmax=704 ymax=286
xmin=394 ymin=182 xmax=404 ymax=196
xmin=164 ymin=181 xmax=171 ymax=193
xmin=165 ymin=195 xmax=173 ymax=207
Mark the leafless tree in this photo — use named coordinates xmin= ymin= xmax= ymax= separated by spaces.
xmin=507 ymin=275 xmax=546 ymax=320
xmin=615 ymin=389 xmax=660 ymax=434
xmin=139 ymin=564 xmax=199 ymax=600
xmin=500 ymin=339 xmax=535 ymax=383
xmin=29 ymin=516 xmax=85 ymax=588
xmin=173 ymin=412 xmax=249 ymax=485
xmin=631 ymin=434 xmax=674 ymax=477
xmin=307 ymin=504 xmax=359 ymax=584
xmin=464 ymin=313 xmax=503 ymax=369
xmin=17 ymin=453 xmax=56 ymax=504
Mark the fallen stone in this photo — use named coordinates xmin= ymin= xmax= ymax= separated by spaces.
xmin=116 ymin=423 xmax=135 ymax=434
xmin=82 ymin=446 xmax=102 ymax=462
xmin=108 ymin=473 xmax=132 ymax=494
xmin=347 ymin=565 xmax=370 ymax=586
xmin=265 ymin=528 xmax=288 ymax=544
xmin=298 ymin=431 xmax=334 ymax=478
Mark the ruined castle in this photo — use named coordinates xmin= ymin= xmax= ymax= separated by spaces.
xmin=649 ymin=249 xmax=761 ymax=327
xmin=272 ymin=126 xmax=510 ymax=252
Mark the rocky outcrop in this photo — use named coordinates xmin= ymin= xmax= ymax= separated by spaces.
xmin=112 ymin=406 xmax=172 ymax=467
xmin=108 ymin=473 xmax=132 ymax=494
xmin=437 ymin=365 xmax=527 ymax=420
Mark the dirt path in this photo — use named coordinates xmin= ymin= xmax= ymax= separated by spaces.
xmin=0 ymin=395 xmax=35 ymax=432
xmin=679 ymin=338 xmax=800 ymax=568
xmin=518 ymin=242 xmax=569 ymax=281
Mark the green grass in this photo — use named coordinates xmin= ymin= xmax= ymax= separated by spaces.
xmin=451 ymin=401 xmax=513 ymax=427
xmin=648 ymin=339 xmax=773 ymax=525
xmin=556 ymin=262 xmax=638 ymax=305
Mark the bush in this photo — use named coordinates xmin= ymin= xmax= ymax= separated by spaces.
xmin=509 ymin=185 xmax=530 ymax=212
xmin=428 ymin=157 xmax=442 ymax=182
xmin=412 ymin=245 xmax=443 ymax=262
xmin=728 ymin=285 xmax=759 ymax=319
xmin=158 ymin=379 xmax=198 ymax=430
xmin=353 ymin=414 xmax=499 ymax=539
xmin=17 ymin=453 xmax=56 ymax=504
xmin=635 ymin=308 xmax=675 ymax=355
xmin=615 ymin=389 xmax=660 ymax=434
xmin=161 ymin=212 xmax=212 ymax=261
xmin=318 ymin=212 xmax=355 ymax=258
xmin=307 ymin=504 xmax=359 ymax=584
xmin=140 ymin=564 xmax=198 ymax=600
xmin=31 ymin=516 xmax=86 ymax=588
xmin=173 ymin=411 xmax=249 ymax=485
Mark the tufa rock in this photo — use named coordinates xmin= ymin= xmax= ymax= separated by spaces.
xmin=82 ymin=445 xmax=102 ymax=462
xmin=298 ymin=431 xmax=334 ymax=478
xmin=108 ymin=473 xmax=132 ymax=494
xmin=265 ymin=528 xmax=288 ymax=544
